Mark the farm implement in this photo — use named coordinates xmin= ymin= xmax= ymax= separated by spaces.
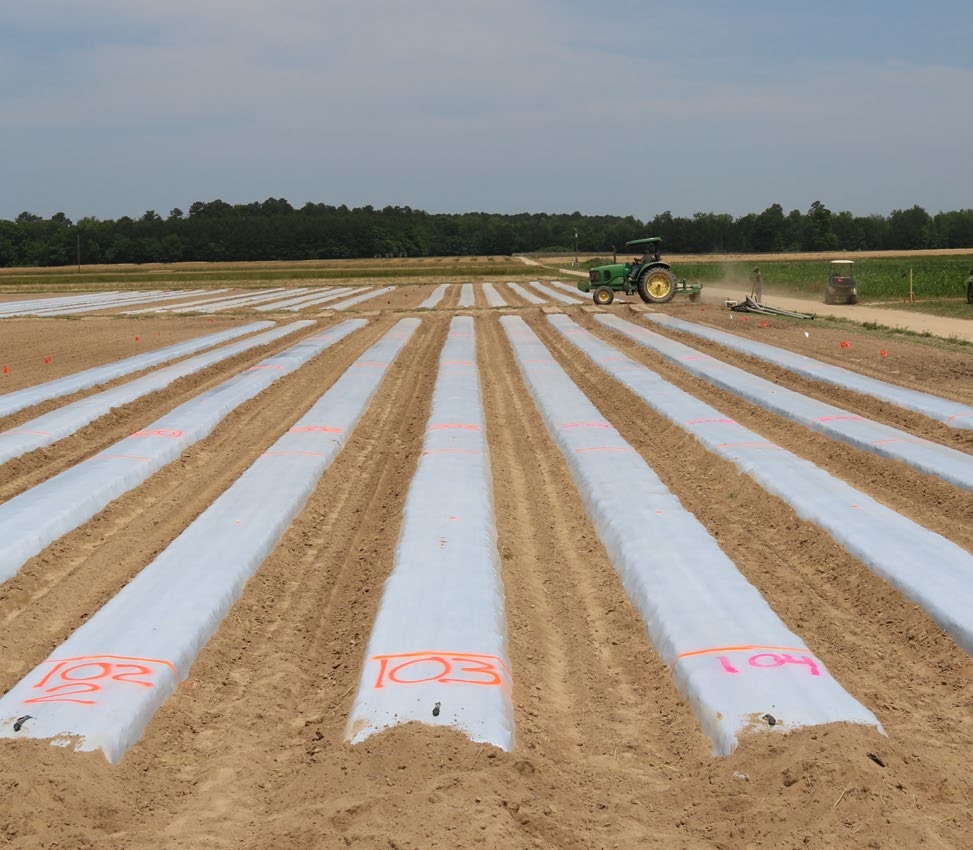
xmin=725 ymin=295 xmax=814 ymax=319
xmin=577 ymin=237 xmax=702 ymax=306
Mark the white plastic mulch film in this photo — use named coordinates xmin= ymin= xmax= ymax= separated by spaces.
xmin=330 ymin=286 xmax=396 ymax=311
xmin=501 ymin=315 xmax=881 ymax=756
xmin=271 ymin=288 xmax=355 ymax=312
xmin=527 ymin=280 xmax=584 ymax=304
xmin=0 ymin=291 xmax=131 ymax=317
xmin=600 ymin=315 xmax=973 ymax=492
xmin=0 ymin=321 xmax=312 ymax=465
xmin=547 ymin=279 xmax=588 ymax=299
xmin=0 ymin=319 xmax=360 ymax=584
xmin=418 ymin=284 xmax=449 ymax=309
xmin=0 ymin=319 xmax=419 ymax=763
xmin=574 ymin=314 xmax=973 ymax=658
xmin=123 ymin=289 xmax=288 ymax=315
xmin=481 ymin=282 xmax=507 ymax=308
xmin=505 ymin=282 xmax=546 ymax=305
xmin=0 ymin=320 xmax=275 ymax=419
xmin=457 ymin=283 xmax=476 ymax=308
xmin=201 ymin=288 xmax=311 ymax=312
xmin=644 ymin=313 xmax=973 ymax=430
xmin=347 ymin=316 xmax=514 ymax=751
xmin=4 ymin=290 xmax=214 ymax=317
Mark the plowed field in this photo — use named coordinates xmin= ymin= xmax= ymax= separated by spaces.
xmin=1 ymin=284 xmax=972 ymax=849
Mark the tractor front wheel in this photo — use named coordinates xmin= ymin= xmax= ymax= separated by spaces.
xmin=593 ymin=286 xmax=614 ymax=306
xmin=638 ymin=268 xmax=677 ymax=304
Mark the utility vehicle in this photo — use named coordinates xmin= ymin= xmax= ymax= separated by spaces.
xmin=824 ymin=260 xmax=858 ymax=305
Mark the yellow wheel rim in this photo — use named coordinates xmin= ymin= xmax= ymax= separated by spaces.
xmin=646 ymin=273 xmax=673 ymax=299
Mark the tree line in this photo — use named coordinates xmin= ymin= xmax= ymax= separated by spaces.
xmin=2 ymin=199 xmax=972 ymax=268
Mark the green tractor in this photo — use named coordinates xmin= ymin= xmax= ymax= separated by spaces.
xmin=578 ymin=237 xmax=702 ymax=306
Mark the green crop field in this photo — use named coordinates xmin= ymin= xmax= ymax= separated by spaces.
xmin=676 ymin=255 xmax=973 ymax=301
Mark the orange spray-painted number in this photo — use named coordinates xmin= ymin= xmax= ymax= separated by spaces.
xmin=24 ymin=655 xmax=176 ymax=706
xmin=370 ymin=651 xmax=510 ymax=690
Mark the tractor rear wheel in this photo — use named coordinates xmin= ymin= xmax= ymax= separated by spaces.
xmin=593 ymin=286 xmax=614 ymax=306
xmin=638 ymin=268 xmax=677 ymax=303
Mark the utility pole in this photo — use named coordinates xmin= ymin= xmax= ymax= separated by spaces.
xmin=574 ymin=230 xmax=578 ymax=266
xmin=76 ymin=231 xmax=81 ymax=273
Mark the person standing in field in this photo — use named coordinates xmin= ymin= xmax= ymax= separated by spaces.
xmin=751 ymin=267 xmax=763 ymax=303
xmin=967 ymin=267 xmax=973 ymax=304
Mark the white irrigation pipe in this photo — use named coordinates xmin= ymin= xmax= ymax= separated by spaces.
xmin=457 ymin=283 xmax=476 ymax=307
xmin=0 ymin=321 xmax=276 ymax=419
xmin=418 ymin=284 xmax=449 ymax=309
xmin=503 ymin=315 xmax=880 ymax=755
xmin=598 ymin=315 xmax=973 ymax=492
xmin=481 ymin=282 xmax=507 ymax=308
xmin=0 ymin=321 xmax=313 ymax=465
xmin=644 ymin=314 xmax=973 ymax=430
xmin=347 ymin=316 xmax=514 ymax=751
xmin=553 ymin=314 xmax=973 ymax=659
xmin=527 ymin=280 xmax=584 ymax=305
xmin=506 ymin=282 xmax=546 ymax=305
xmin=0 ymin=319 xmax=419 ymax=762
xmin=0 ymin=319 xmax=363 ymax=584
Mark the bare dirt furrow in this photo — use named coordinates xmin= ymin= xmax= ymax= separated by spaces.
xmin=96 ymin=314 xmax=452 ymax=848
xmin=570 ymin=309 xmax=973 ymax=552
xmin=0 ymin=321 xmax=348 ymax=502
xmin=0 ymin=321 xmax=261 ymax=437
xmin=495 ymin=283 xmax=534 ymax=308
xmin=0 ymin=316 xmax=245 ymax=394
xmin=534 ymin=311 xmax=973 ymax=678
xmin=436 ymin=283 xmax=462 ymax=311
xmin=661 ymin=301 xmax=973 ymax=405
xmin=476 ymin=311 xmax=699 ymax=847
xmin=0 ymin=318 xmax=393 ymax=692
xmin=529 ymin=309 xmax=973 ymax=846
xmin=1 ymin=292 xmax=972 ymax=850
xmin=633 ymin=309 xmax=973 ymax=447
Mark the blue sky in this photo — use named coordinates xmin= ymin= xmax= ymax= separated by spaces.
xmin=2 ymin=1 xmax=971 ymax=222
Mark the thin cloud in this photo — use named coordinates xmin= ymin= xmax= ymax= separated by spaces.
xmin=1 ymin=1 xmax=970 ymax=220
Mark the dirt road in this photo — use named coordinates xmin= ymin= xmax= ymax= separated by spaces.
xmin=1 ymin=284 xmax=972 ymax=849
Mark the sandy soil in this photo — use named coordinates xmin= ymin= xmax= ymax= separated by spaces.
xmin=1 ymin=284 xmax=972 ymax=849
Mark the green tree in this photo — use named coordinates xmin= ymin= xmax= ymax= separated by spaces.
xmin=887 ymin=205 xmax=931 ymax=250
xmin=751 ymin=204 xmax=786 ymax=252
xmin=804 ymin=201 xmax=838 ymax=251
